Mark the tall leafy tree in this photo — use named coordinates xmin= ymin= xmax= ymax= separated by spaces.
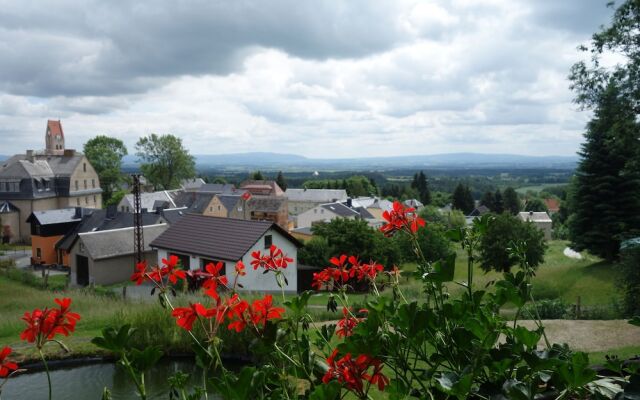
xmin=523 ymin=198 xmax=548 ymax=212
xmin=570 ymin=1 xmax=640 ymax=112
xmin=83 ymin=136 xmax=128 ymax=202
xmin=135 ymin=134 xmax=195 ymax=190
xmin=569 ymin=83 xmax=640 ymax=260
xmin=503 ymin=187 xmax=520 ymax=215
xmin=452 ymin=183 xmax=474 ymax=214
xmin=417 ymin=171 xmax=431 ymax=205
xmin=480 ymin=191 xmax=495 ymax=211
xmin=275 ymin=171 xmax=287 ymax=191
xmin=251 ymin=171 xmax=265 ymax=180
xmin=493 ymin=189 xmax=504 ymax=214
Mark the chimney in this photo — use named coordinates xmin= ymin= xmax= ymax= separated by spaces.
xmin=26 ymin=150 xmax=34 ymax=161
xmin=141 ymin=208 xmax=148 ymax=214
xmin=346 ymin=198 xmax=352 ymax=208
xmin=529 ymin=211 xmax=534 ymax=215
xmin=155 ymin=206 xmax=163 ymax=214
xmin=74 ymin=207 xmax=83 ymax=219
xmin=63 ymin=149 xmax=75 ymax=157
xmin=106 ymin=205 xmax=117 ymax=219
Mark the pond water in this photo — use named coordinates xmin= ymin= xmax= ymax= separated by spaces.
xmin=1 ymin=359 xmax=219 ymax=399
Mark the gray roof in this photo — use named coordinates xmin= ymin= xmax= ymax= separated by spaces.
xmin=27 ymin=208 xmax=88 ymax=225
xmin=354 ymin=206 xmax=376 ymax=220
xmin=121 ymin=190 xmax=178 ymax=211
xmin=56 ymin=210 xmax=165 ymax=250
xmin=150 ymin=214 xmax=300 ymax=261
xmin=320 ymin=202 xmax=359 ymax=217
xmin=171 ymin=191 xmax=216 ymax=214
xmin=292 ymin=227 xmax=313 ymax=235
xmin=216 ymin=194 xmax=241 ymax=211
xmin=518 ymin=211 xmax=552 ymax=223
xmin=248 ymin=196 xmax=286 ymax=213
xmin=160 ymin=208 xmax=187 ymax=224
xmin=181 ymin=178 xmax=206 ymax=190
xmin=403 ymin=199 xmax=424 ymax=209
xmin=285 ymin=188 xmax=348 ymax=203
xmin=79 ymin=224 xmax=168 ymax=260
xmin=0 ymin=153 xmax=84 ymax=178
xmin=198 ymin=184 xmax=237 ymax=194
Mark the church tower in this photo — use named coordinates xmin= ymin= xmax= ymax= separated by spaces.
xmin=45 ymin=120 xmax=65 ymax=155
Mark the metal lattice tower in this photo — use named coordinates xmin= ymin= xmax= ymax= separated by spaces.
xmin=132 ymin=174 xmax=144 ymax=265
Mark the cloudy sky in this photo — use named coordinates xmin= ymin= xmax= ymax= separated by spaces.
xmin=0 ymin=0 xmax=614 ymax=158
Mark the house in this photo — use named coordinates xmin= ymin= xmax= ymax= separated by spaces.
xmin=118 ymin=190 xmax=180 ymax=213
xmin=296 ymin=202 xmax=360 ymax=228
xmin=518 ymin=211 xmax=553 ymax=240
xmin=543 ymin=198 xmax=560 ymax=214
xmin=240 ymin=180 xmax=285 ymax=197
xmin=246 ymin=196 xmax=288 ymax=228
xmin=468 ymin=205 xmax=490 ymax=217
xmin=181 ymin=178 xmax=206 ymax=192
xmin=290 ymin=227 xmax=313 ymax=241
xmin=403 ymin=199 xmax=424 ymax=210
xmin=150 ymin=214 xmax=301 ymax=293
xmin=26 ymin=207 xmax=90 ymax=266
xmin=198 ymin=183 xmax=238 ymax=194
xmin=202 ymin=194 xmax=244 ymax=218
xmin=0 ymin=120 xmax=102 ymax=243
xmin=70 ymin=224 xmax=168 ymax=286
xmin=56 ymin=207 xmax=166 ymax=267
xmin=285 ymin=188 xmax=348 ymax=216
xmin=364 ymin=198 xmax=393 ymax=220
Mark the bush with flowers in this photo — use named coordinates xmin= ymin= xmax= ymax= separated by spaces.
xmin=2 ymin=201 xmax=639 ymax=399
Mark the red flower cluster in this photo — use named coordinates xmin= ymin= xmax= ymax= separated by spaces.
xmin=171 ymin=294 xmax=284 ymax=334
xmin=131 ymin=255 xmax=187 ymax=286
xmin=251 ymin=245 xmax=293 ymax=270
xmin=0 ymin=346 xmax=18 ymax=378
xmin=312 ymin=255 xmax=384 ymax=290
xmin=322 ymin=349 xmax=389 ymax=396
xmin=20 ymin=298 xmax=81 ymax=348
xmin=380 ymin=201 xmax=425 ymax=237
xmin=336 ymin=307 xmax=367 ymax=338
xmin=227 ymin=294 xmax=285 ymax=333
xmin=201 ymin=262 xmax=229 ymax=300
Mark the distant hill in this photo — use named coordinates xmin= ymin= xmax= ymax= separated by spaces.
xmin=123 ymin=152 xmax=578 ymax=170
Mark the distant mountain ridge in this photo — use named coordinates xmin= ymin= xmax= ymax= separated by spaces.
xmin=123 ymin=151 xmax=578 ymax=169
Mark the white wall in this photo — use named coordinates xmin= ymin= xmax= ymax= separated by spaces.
xmin=296 ymin=207 xmax=340 ymax=228
xmin=154 ymin=227 xmax=298 ymax=293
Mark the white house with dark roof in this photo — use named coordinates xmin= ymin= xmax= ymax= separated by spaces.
xmin=518 ymin=211 xmax=553 ymax=240
xmin=296 ymin=202 xmax=360 ymax=228
xmin=285 ymin=188 xmax=348 ymax=216
xmin=150 ymin=214 xmax=301 ymax=293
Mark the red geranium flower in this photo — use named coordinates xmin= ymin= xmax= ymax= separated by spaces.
xmin=0 ymin=346 xmax=18 ymax=378
xmin=172 ymin=303 xmax=208 ymax=331
xmin=235 ymin=261 xmax=246 ymax=276
xmin=161 ymin=255 xmax=186 ymax=284
xmin=322 ymin=349 xmax=388 ymax=396
xmin=20 ymin=298 xmax=81 ymax=348
xmin=336 ymin=307 xmax=366 ymax=338
xmin=202 ymin=262 xmax=229 ymax=300
xmin=131 ymin=261 xmax=148 ymax=285
xmin=250 ymin=245 xmax=293 ymax=270
xmin=380 ymin=201 xmax=425 ymax=237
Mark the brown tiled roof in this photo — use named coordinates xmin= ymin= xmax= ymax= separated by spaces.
xmin=240 ymin=180 xmax=284 ymax=196
xmin=544 ymin=198 xmax=560 ymax=212
xmin=149 ymin=213 xmax=300 ymax=261
xmin=47 ymin=120 xmax=64 ymax=137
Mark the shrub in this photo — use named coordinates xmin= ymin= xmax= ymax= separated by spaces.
xmin=523 ymin=299 xmax=568 ymax=319
xmin=620 ymin=246 xmax=640 ymax=317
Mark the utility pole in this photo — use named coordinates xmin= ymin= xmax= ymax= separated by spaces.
xmin=127 ymin=174 xmax=144 ymax=299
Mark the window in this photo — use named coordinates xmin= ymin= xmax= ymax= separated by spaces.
xmin=83 ymin=163 xmax=86 ymax=172
xmin=218 ymin=205 xmax=221 ymax=210
xmin=93 ymin=195 xmax=96 ymax=203
xmin=85 ymin=196 xmax=89 ymax=204
xmin=36 ymin=248 xmax=41 ymax=258
xmin=76 ymin=198 xmax=80 ymax=206
xmin=75 ymin=180 xmax=78 ymax=191
xmin=209 ymin=206 xmax=213 ymax=212
xmin=264 ymin=234 xmax=272 ymax=249
xmin=84 ymin=180 xmax=87 ymax=189
xmin=92 ymin=179 xmax=95 ymax=188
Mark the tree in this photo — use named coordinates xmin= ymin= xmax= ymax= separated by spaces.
xmin=311 ymin=218 xmax=401 ymax=267
xmin=275 ymin=171 xmax=287 ymax=191
xmin=452 ymin=183 xmax=474 ymax=214
xmin=83 ymin=136 xmax=128 ymax=202
xmin=480 ymin=191 xmax=495 ymax=211
xmin=250 ymin=171 xmax=265 ymax=180
xmin=503 ymin=187 xmax=520 ymax=215
xmin=570 ymin=1 xmax=640 ymax=112
xmin=620 ymin=245 xmax=640 ymax=317
xmin=479 ymin=213 xmax=547 ymax=273
xmin=523 ymin=198 xmax=548 ymax=212
xmin=135 ymin=134 xmax=196 ymax=190
xmin=416 ymin=171 xmax=431 ymax=205
xmin=395 ymin=221 xmax=453 ymax=264
xmin=493 ymin=189 xmax=504 ymax=214
xmin=568 ymin=83 xmax=640 ymax=260
xmin=298 ymin=236 xmax=332 ymax=267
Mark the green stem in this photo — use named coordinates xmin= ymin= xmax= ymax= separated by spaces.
xmin=38 ymin=349 xmax=52 ymax=400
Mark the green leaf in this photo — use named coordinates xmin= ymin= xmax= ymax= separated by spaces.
xmin=425 ymin=253 xmax=456 ymax=283
xmin=629 ymin=316 xmax=640 ymax=327
xmin=513 ymin=326 xmax=542 ymax=350
xmin=309 ymin=381 xmax=341 ymax=400
xmin=129 ymin=346 xmax=163 ymax=372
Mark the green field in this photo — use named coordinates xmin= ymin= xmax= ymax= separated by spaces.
xmin=0 ymin=240 xmax=630 ymax=364
xmin=515 ymin=182 xmax=566 ymax=194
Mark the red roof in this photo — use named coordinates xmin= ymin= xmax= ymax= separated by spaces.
xmin=544 ymin=198 xmax=560 ymax=212
xmin=47 ymin=120 xmax=64 ymax=137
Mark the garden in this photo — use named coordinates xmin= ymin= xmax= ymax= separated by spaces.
xmin=0 ymin=202 xmax=639 ymax=399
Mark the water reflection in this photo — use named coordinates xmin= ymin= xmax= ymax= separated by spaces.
xmin=1 ymin=359 xmax=219 ymax=399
